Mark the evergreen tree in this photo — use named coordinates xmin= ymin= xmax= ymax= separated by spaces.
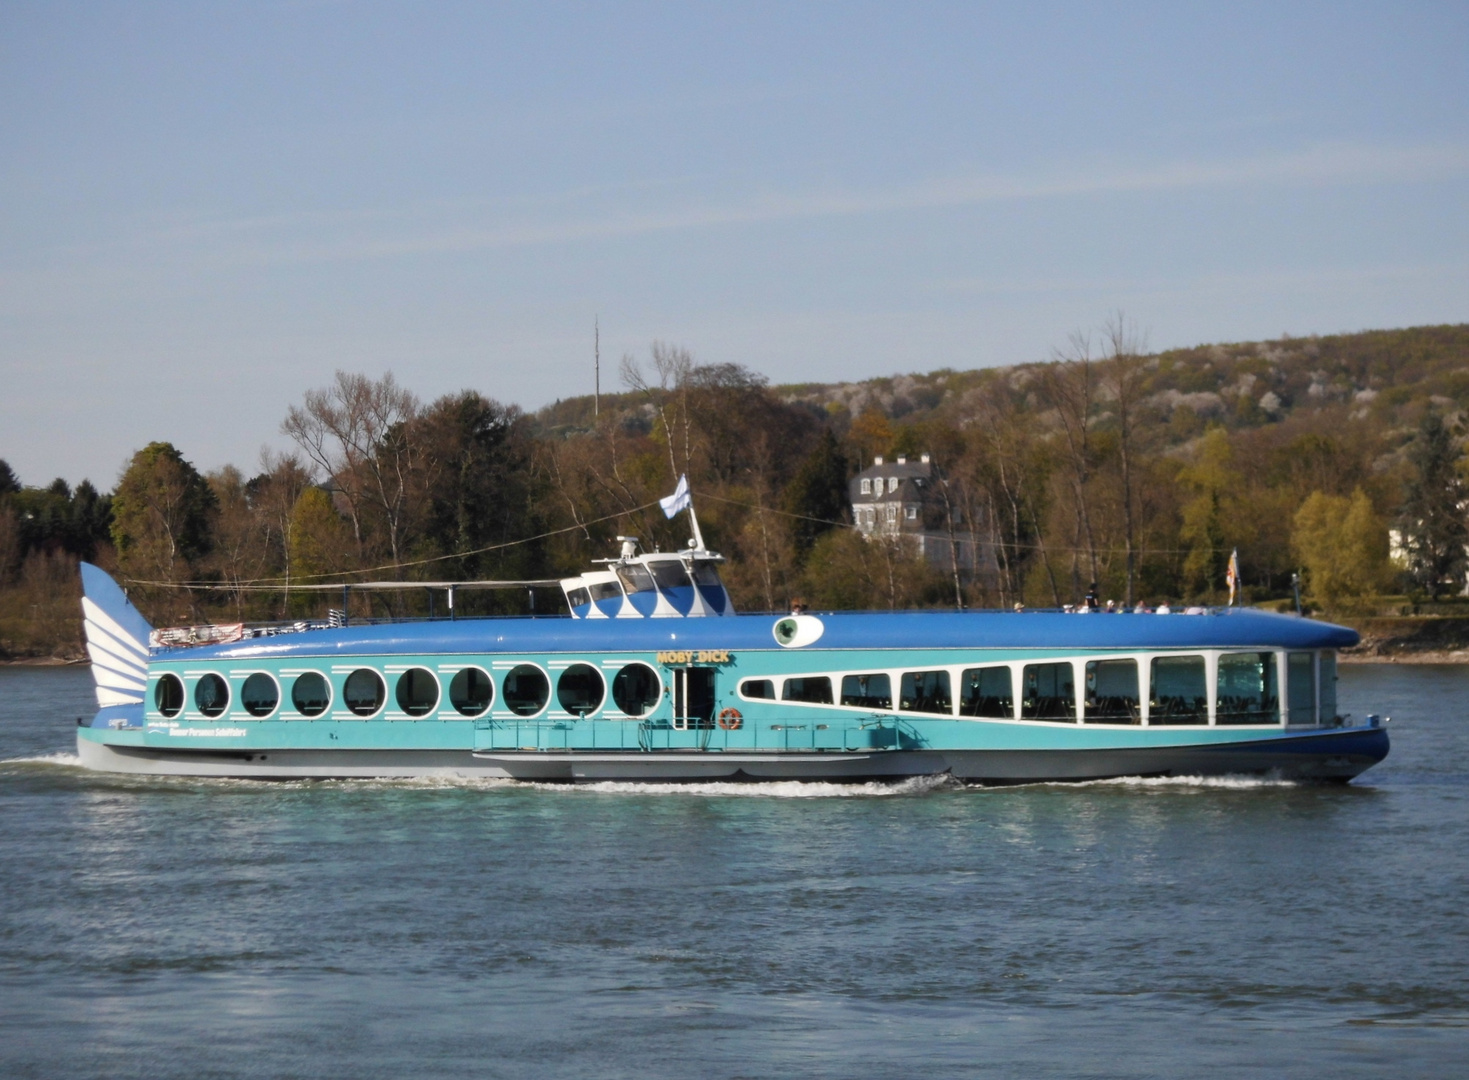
xmin=1399 ymin=413 xmax=1468 ymax=599
xmin=111 ymin=442 xmax=217 ymax=583
xmin=781 ymin=430 xmax=849 ymax=564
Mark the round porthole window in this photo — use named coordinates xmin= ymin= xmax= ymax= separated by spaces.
xmin=449 ymin=667 xmax=494 ymax=716
xmin=612 ymin=663 xmax=661 ymax=717
xmin=557 ymin=663 xmax=605 ymax=716
xmin=241 ymin=673 xmax=279 ymax=717
xmin=343 ymin=669 xmax=386 ymax=717
xmin=291 ymin=672 xmax=330 ymax=717
xmin=155 ymin=673 xmax=185 ymax=717
xmin=195 ymin=673 xmax=229 ymax=717
xmin=502 ymin=664 xmax=549 ymax=716
xmin=395 ymin=668 xmax=439 ymax=717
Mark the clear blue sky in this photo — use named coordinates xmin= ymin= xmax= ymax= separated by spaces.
xmin=2 ymin=1 xmax=1466 ymax=486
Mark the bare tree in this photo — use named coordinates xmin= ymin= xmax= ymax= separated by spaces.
xmin=621 ymin=342 xmax=695 ymax=482
xmin=282 ymin=371 xmax=421 ymax=572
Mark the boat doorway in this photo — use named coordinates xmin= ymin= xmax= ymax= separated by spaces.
xmin=671 ymin=667 xmax=717 ymax=730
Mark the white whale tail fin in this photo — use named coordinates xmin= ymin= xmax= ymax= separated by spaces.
xmin=79 ymin=563 xmax=152 ymax=709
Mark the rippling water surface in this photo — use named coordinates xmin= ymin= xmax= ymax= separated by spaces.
xmin=2 ymin=664 xmax=1467 ymax=1079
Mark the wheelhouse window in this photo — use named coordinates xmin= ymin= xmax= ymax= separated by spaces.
xmin=740 ymin=679 xmax=775 ymax=700
xmin=195 ymin=673 xmax=228 ymax=717
xmin=649 ymin=561 xmax=692 ymax=591
xmin=1287 ymin=652 xmax=1316 ymax=725
xmin=291 ymin=672 xmax=330 ymax=717
xmin=557 ymin=664 xmax=605 ymax=716
xmin=155 ymin=673 xmax=184 ymax=717
xmin=1022 ymin=662 xmax=1075 ymax=722
xmin=900 ymin=671 xmax=952 ymax=715
xmin=1084 ymin=659 xmax=1140 ymax=724
xmin=503 ymin=665 xmax=550 ymax=716
xmin=960 ymin=666 xmax=1012 ymax=718
xmin=841 ymin=673 xmax=891 ymax=709
xmin=449 ymin=668 xmax=493 ymax=716
xmin=240 ymin=673 xmax=279 ymax=718
xmin=395 ymin=668 xmax=439 ymax=717
xmin=1217 ymin=652 xmax=1279 ymax=725
xmin=783 ymin=676 xmax=833 ymax=704
xmin=612 ymin=663 xmax=660 ymax=716
xmin=566 ymin=587 xmax=591 ymax=609
xmin=590 ymin=580 xmax=626 ymax=602
xmin=614 ymin=564 xmax=655 ymax=594
xmin=690 ymin=562 xmax=723 ymax=587
xmin=1320 ymin=651 xmax=1338 ymax=724
xmin=1149 ymin=656 xmax=1207 ymax=725
xmin=343 ymin=669 xmax=386 ymax=717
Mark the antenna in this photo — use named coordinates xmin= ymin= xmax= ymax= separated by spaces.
xmin=594 ymin=316 xmax=600 ymax=418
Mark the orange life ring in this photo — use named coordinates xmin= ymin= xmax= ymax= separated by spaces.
xmin=717 ymin=707 xmax=743 ymax=731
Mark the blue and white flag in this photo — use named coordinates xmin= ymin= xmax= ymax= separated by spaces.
xmin=660 ymin=474 xmax=691 ymax=518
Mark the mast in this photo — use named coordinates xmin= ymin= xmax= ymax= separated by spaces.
xmin=594 ymin=316 xmax=600 ymax=418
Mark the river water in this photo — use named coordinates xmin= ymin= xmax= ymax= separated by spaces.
xmin=1 ymin=663 xmax=1465 ymax=1079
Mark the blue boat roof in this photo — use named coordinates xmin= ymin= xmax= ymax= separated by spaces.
xmin=172 ymin=607 xmax=1357 ymax=662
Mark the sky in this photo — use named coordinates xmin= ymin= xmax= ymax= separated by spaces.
xmin=2 ymin=1 xmax=1466 ymax=487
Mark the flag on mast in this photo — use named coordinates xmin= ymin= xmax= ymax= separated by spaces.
xmin=660 ymin=474 xmax=691 ymax=518
xmin=1226 ymin=548 xmax=1241 ymax=606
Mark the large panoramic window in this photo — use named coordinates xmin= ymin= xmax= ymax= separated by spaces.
xmin=615 ymin=564 xmax=655 ymax=594
xmin=1021 ymin=662 xmax=1075 ymax=721
xmin=840 ymin=673 xmax=891 ymax=709
xmin=343 ymin=669 xmax=386 ymax=717
xmin=240 ymin=673 xmax=279 ymax=718
xmin=194 ymin=673 xmax=229 ymax=718
xmin=1217 ymin=652 xmax=1278 ymax=725
xmin=960 ymin=666 xmax=1012 ymax=719
xmin=503 ymin=665 xmax=549 ymax=716
xmin=783 ymin=676 xmax=833 ymax=704
xmin=1084 ymin=659 xmax=1140 ymax=724
xmin=155 ymin=673 xmax=184 ymax=717
xmin=1319 ymin=651 xmax=1338 ymax=724
xmin=291 ymin=672 xmax=330 ymax=717
xmin=395 ymin=668 xmax=439 ymax=717
xmin=448 ymin=668 xmax=493 ymax=716
xmin=900 ymin=671 xmax=952 ymax=715
xmin=612 ymin=663 xmax=660 ymax=716
xmin=649 ymin=561 xmax=691 ymax=591
xmin=557 ymin=664 xmax=605 ymax=716
xmin=1149 ymin=656 xmax=1207 ymax=725
xmin=1287 ymin=652 xmax=1315 ymax=725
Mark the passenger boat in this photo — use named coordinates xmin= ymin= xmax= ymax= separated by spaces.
xmin=75 ymin=520 xmax=1389 ymax=783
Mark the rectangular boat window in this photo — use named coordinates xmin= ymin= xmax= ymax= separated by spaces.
xmin=649 ymin=561 xmax=692 ymax=591
xmin=1217 ymin=652 xmax=1279 ymax=725
xmin=960 ymin=666 xmax=1013 ymax=718
xmin=900 ymin=671 xmax=951 ymax=714
xmin=740 ymin=679 xmax=775 ymax=700
xmin=1320 ymin=651 xmax=1338 ymax=723
xmin=589 ymin=581 xmax=624 ymax=602
xmin=1288 ymin=652 xmax=1315 ymax=725
xmin=615 ymin=564 xmax=655 ymax=594
xmin=566 ymin=587 xmax=590 ymax=609
xmin=1084 ymin=659 xmax=1140 ymax=724
xmin=1021 ymin=662 xmax=1076 ymax=722
xmin=841 ymin=673 xmax=891 ymax=709
xmin=783 ymin=676 xmax=833 ymax=704
xmin=1149 ymin=656 xmax=1207 ymax=725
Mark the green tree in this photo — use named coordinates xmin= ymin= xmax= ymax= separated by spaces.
xmin=111 ymin=442 xmax=216 ymax=584
xmin=1292 ymin=488 xmax=1391 ymax=610
xmin=1398 ymin=413 xmax=1467 ymax=599
xmin=781 ymin=430 xmax=849 ymax=564
xmin=1177 ymin=428 xmax=1238 ymax=600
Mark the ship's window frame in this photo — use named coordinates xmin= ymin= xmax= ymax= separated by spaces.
xmin=612 ymin=663 xmax=662 ymax=717
xmin=290 ymin=671 xmax=332 ymax=717
xmin=840 ymin=672 xmax=892 ymax=709
xmin=566 ymin=587 xmax=591 ymax=610
xmin=648 ymin=560 xmax=692 ymax=592
xmin=960 ymin=665 xmax=1013 ymax=719
xmin=154 ymin=672 xmax=185 ymax=718
xmin=615 ymin=564 xmax=655 ymax=595
xmin=782 ymin=676 xmax=833 ymax=705
xmin=193 ymin=672 xmax=229 ymax=718
xmin=900 ymin=670 xmax=953 ymax=715
xmin=556 ymin=663 xmax=606 ymax=717
xmin=1216 ymin=651 xmax=1279 ymax=726
xmin=739 ymin=678 xmax=775 ymax=701
xmin=343 ymin=668 xmax=386 ymax=718
xmin=690 ymin=561 xmax=723 ymax=587
xmin=394 ymin=667 xmax=440 ymax=718
xmin=448 ymin=666 xmax=494 ymax=717
xmin=1148 ymin=654 xmax=1208 ymax=726
xmin=1286 ymin=651 xmax=1316 ymax=726
xmin=1319 ymin=650 xmax=1338 ymax=725
xmin=1083 ymin=658 xmax=1141 ymax=725
xmin=502 ymin=663 xmax=550 ymax=717
xmin=239 ymin=671 xmax=280 ymax=718
xmin=1021 ymin=661 xmax=1077 ymax=722
xmin=589 ymin=580 xmax=626 ymax=602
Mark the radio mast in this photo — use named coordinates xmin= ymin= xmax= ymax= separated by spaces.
xmin=594 ymin=316 xmax=600 ymax=418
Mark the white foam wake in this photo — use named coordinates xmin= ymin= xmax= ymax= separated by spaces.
xmin=1076 ymin=772 xmax=1302 ymax=790
xmin=526 ymin=774 xmax=957 ymax=798
xmin=0 ymin=752 xmax=84 ymax=767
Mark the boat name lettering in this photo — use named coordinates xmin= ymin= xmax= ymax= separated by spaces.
xmin=656 ymin=649 xmax=732 ymax=665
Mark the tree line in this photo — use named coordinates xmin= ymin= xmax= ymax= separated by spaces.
xmin=4 ymin=320 xmax=1469 ymax=658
